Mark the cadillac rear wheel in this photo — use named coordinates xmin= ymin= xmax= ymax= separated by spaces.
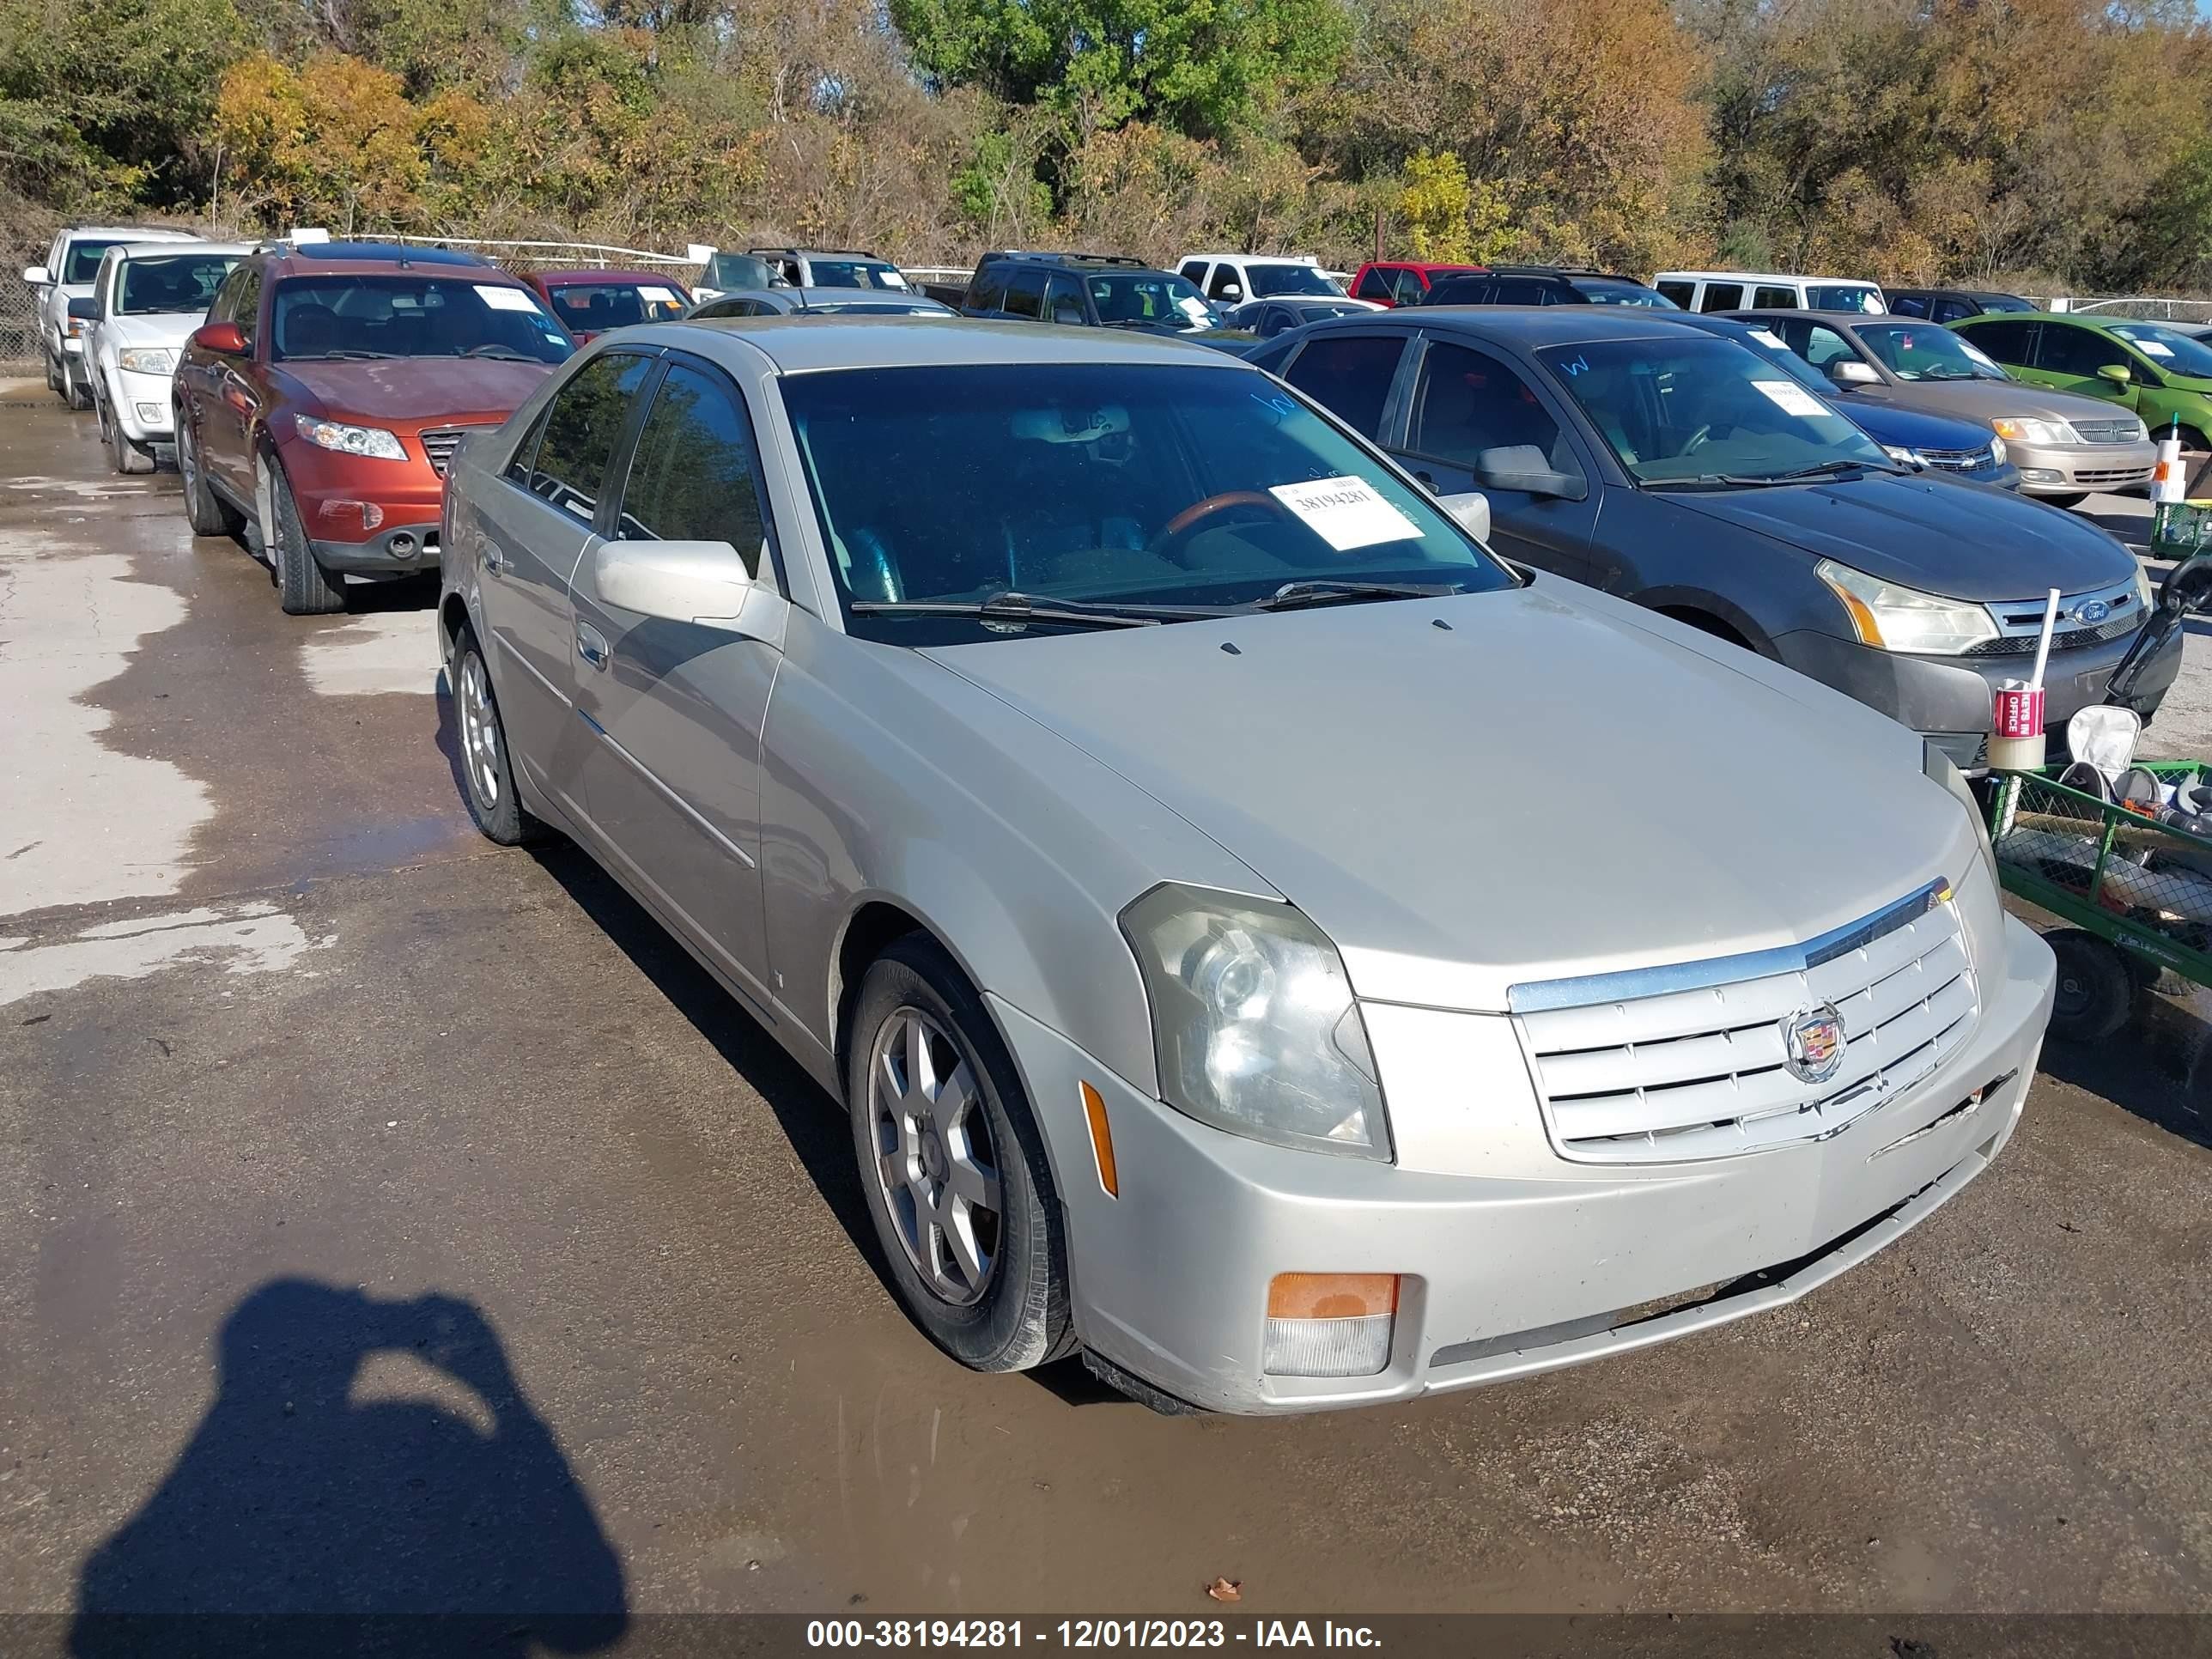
xmin=453 ymin=623 xmax=543 ymax=846
xmin=847 ymin=936 xmax=1073 ymax=1371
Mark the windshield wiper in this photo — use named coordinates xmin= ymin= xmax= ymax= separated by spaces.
xmin=1647 ymin=458 xmax=1896 ymax=489
xmin=284 ymin=349 xmax=403 ymax=361
xmin=848 ymin=591 xmax=1229 ymax=629
xmin=1243 ymin=579 xmax=1465 ymax=611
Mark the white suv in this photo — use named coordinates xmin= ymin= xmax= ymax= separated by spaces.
xmin=22 ymin=226 xmax=197 ymax=408
xmin=1175 ymin=252 xmax=1351 ymax=308
xmin=1653 ymin=270 xmax=1887 ymax=315
xmin=83 ymin=240 xmax=247 ymax=473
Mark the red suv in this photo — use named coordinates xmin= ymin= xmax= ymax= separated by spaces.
xmin=524 ymin=267 xmax=692 ymax=343
xmin=174 ymin=241 xmax=574 ymax=614
xmin=1346 ymin=261 xmax=1486 ymax=307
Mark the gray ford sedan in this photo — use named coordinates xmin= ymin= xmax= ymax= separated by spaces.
xmin=436 ymin=318 xmax=2056 ymax=1414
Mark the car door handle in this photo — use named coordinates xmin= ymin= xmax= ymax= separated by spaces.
xmin=576 ymin=622 xmax=610 ymax=668
xmin=483 ymin=541 xmax=509 ymax=575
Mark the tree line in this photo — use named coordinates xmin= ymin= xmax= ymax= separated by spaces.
xmin=3 ymin=0 xmax=2209 ymax=292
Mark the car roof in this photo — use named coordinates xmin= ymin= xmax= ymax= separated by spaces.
xmin=1655 ymin=270 xmax=1880 ymax=284
xmin=634 ymin=316 xmax=1243 ymax=373
xmin=1346 ymin=307 xmax=1706 ymax=347
xmin=537 ymin=267 xmax=687 ymax=287
xmin=64 ymin=226 xmax=197 ymax=241
xmin=260 ymin=242 xmax=526 ymax=281
xmin=106 ymin=240 xmax=253 ymax=259
xmin=1714 ymin=307 xmax=1907 ymax=325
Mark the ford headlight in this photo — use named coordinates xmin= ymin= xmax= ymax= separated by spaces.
xmin=1923 ymin=741 xmax=1996 ymax=883
xmin=117 ymin=346 xmax=175 ymax=375
xmin=1990 ymin=416 xmax=2072 ymax=447
xmin=1817 ymin=559 xmax=1999 ymax=655
xmin=294 ymin=415 xmax=406 ymax=461
xmin=1121 ymin=884 xmax=1391 ymax=1160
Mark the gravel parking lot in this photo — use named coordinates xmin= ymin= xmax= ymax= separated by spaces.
xmin=2 ymin=392 xmax=2208 ymax=1626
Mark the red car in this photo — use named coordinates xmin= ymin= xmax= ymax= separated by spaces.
xmin=174 ymin=241 xmax=573 ymax=613
xmin=525 ymin=268 xmax=693 ymax=343
xmin=1346 ymin=261 xmax=1487 ymax=307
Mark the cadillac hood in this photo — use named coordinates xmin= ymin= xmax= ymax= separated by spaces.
xmin=1646 ymin=471 xmax=2135 ymax=602
xmin=923 ymin=584 xmax=1979 ymax=1012
xmin=272 ymin=358 xmax=556 ymax=427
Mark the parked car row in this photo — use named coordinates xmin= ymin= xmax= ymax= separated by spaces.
xmin=16 ymin=222 xmax=2082 ymax=1417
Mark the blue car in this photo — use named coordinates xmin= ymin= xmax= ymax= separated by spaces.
xmin=1670 ymin=313 xmax=2021 ymax=489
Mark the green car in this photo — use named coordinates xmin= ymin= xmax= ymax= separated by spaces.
xmin=1952 ymin=311 xmax=2212 ymax=452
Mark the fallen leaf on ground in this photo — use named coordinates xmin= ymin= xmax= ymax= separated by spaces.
xmin=1205 ymin=1577 xmax=1242 ymax=1603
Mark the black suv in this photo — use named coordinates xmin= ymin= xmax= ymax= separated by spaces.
xmin=1420 ymin=266 xmax=1677 ymax=308
xmin=1883 ymin=288 xmax=2036 ymax=323
xmin=959 ymin=251 xmax=1234 ymax=340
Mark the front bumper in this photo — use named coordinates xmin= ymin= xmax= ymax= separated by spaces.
xmin=1776 ymin=621 xmax=2182 ymax=769
xmin=989 ymin=915 xmax=2053 ymax=1415
xmin=277 ymin=436 xmax=445 ymax=573
xmin=2008 ymin=438 xmax=2155 ymax=496
xmin=110 ymin=368 xmax=175 ymax=442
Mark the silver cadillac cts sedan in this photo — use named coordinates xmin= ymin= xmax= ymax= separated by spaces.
xmin=436 ymin=319 xmax=2057 ymax=1415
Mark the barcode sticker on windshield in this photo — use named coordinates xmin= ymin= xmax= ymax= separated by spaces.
xmin=1751 ymin=379 xmax=1831 ymax=419
xmin=1269 ymin=476 xmax=1421 ymax=551
xmin=477 ymin=284 xmax=539 ymax=313
xmin=2139 ymin=340 xmax=2174 ymax=358
xmin=1750 ymin=328 xmax=1789 ymax=349
xmin=638 ymin=284 xmax=684 ymax=305
xmin=879 ymin=271 xmax=908 ymax=288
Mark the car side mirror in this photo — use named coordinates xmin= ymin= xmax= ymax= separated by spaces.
xmin=2160 ymin=550 xmax=2212 ymax=617
xmin=1474 ymin=445 xmax=1588 ymax=502
xmin=593 ymin=539 xmax=753 ymax=629
xmin=1050 ymin=300 xmax=1085 ymax=326
xmin=2097 ymin=363 xmax=2132 ymax=389
xmin=66 ymin=296 xmax=98 ymax=321
xmin=1435 ymin=490 xmax=1491 ymax=543
xmin=191 ymin=321 xmax=247 ymax=356
xmin=1827 ymin=359 xmax=1881 ymax=387
xmin=1218 ymin=283 xmax=1242 ymax=302
xmin=23 ymin=265 xmax=50 ymax=286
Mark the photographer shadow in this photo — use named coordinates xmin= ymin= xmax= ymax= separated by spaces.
xmin=70 ymin=1279 xmax=628 ymax=1658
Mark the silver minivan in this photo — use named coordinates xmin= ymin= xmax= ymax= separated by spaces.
xmin=438 ymin=317 xmax=2056 ymax=1414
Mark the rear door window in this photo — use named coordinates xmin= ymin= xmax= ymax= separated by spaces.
xmin=1961 ymin=319 xmax=2033 ymax=363
xmin=1179 ymin=261 xmax=1207 ymax=285
xmin=2036 ymin=325 xmax=2130 ymax=378
xmin=528 ymin=351 xmax=656 ymax=525
xmin=1933 ymin=299 xmax=1977 ymax=323
xmin=1889 ymin=295 xmax=1930 ymax=318
xmin=1283 ymin=334 xmax=1407 ymax=440
xmin=1655 ymin=280 xmax=1695 ymax=308
xmin=1002 ymin=268 xmax=1046 ymax=320
xmin=1698 ymin=282 xmax=1745 ymax=313
xmin=1751 ymin=285 xmax=1797 ymax=310
xmin=1487 ymin=277 xmax=1552 ymax=305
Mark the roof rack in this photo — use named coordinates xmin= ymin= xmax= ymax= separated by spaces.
xmin=977 ymin=249 xmax=1150 ymax=269
xmin=1485 ymin=264 xmax=1610 ymax=278
xmin=255 ymin=240 xmax=489 ymax=268
xmin=749 ymin=246 xmax=885 ymax=260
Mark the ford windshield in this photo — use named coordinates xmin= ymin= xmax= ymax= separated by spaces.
xmin=781 ymin=362 xmax=1515 ymax=643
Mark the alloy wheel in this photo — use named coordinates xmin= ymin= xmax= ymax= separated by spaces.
xmin=867 ymin=1006 xmax=1002 ymax=1306
xmin=459 ymin=650 xmax=504 ymax=812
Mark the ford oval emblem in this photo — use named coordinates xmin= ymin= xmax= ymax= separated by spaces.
xmin=1782 ymin=1003 xmax=1847 ymax=1085
xmin=2075 ymin=599 xmax=2111 ymax=625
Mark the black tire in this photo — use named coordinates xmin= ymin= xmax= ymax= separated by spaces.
xmin=846 ymin=935 xmax=1074 ymax=1373
xmin=2047 ymin=928 xmax=2132 ymax=1043
xmin=103 ymin=386 xmax=154 ymax=476
xmin=451 ymin=623 xmax=547 ymax=846
xmin=2040 ymin=492 xmax=2088 ymax=509
xmin=263 ymin=452 xmax=347 ymax=616
xmin=177 ymin=416 xmax=244 ymax=537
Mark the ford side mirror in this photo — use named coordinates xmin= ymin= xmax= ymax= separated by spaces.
xmin=23 ymin=265 xmax=50 ymax=286
xmin=593 ymin=539 xmax=753 ymax=629
xmin=1218 ymin=282 xmax=1242 ymax=301
xmin=1474 ymin=445 xmax=1588 ymax=502
xmin=1436 ymin=490 xmax=1492 ymax=543
xmin=2097 ymin=363 xmax=2132 ymax=389
xmin=66 ymin=296 xmax=97 ymax=320
xmin=1827 ymin=358 xmax=1881 ymax=387
xmin=191 ymin=321 xmax=247 ymax=356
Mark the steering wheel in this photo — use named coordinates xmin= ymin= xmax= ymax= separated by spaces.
xmin=1681 ymin=424 xmax=1713 ymax=454
xmin=1150 ymin=490 xmax=1295 ymax=563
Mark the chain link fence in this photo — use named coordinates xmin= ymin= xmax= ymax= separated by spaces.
xmin=2 ymin=264 xmax=43 ymax=373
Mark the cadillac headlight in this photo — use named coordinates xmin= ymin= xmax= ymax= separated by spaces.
xmin=1990 ymin=416 xmax=2073 ymax=447
xmin=117 ymin=347 xmax=175 ymax=375
xmin=1923 ymin=740 xmax=1996 ymax=884
xmin=1816 ymin=559 xmax=1999 ymax=655
xmin=294 ymin=415 xmax=406 ymax=461
xmin=1121 ymin=884 xmax=1391 ymax=1160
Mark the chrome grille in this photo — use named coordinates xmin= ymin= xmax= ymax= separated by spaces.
xmin=2073 ymin=466 xmax=2152 ymax=487
xmin=1510 ymin=882 xmax=1978 ymax=1164
xmin=419 ymin=426 xmax=491 ymax=477
xmin=2070 ymin=418 xmax=2142 ymax=446
xmin=1918 ymin=444 xmax=1997 ymax=472
xmin=1963 ymin=574 xmax=2142 ymax=656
